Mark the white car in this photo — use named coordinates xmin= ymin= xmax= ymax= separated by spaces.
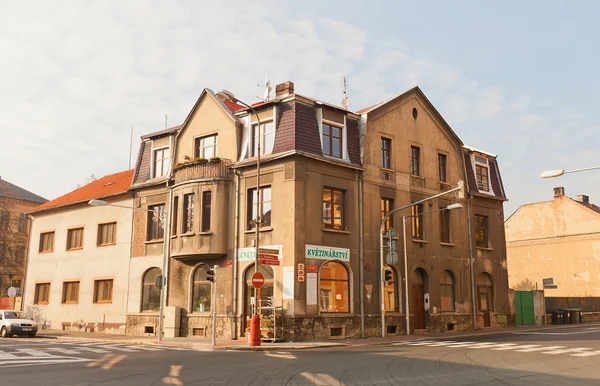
xmin=0 ymin=310 xmax=38 ymax=338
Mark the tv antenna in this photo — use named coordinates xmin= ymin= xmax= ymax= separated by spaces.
xmin=341 ymin=76 xmax=350 ymax=109
xmin=257 ymin=74 xmax=272 ymax=101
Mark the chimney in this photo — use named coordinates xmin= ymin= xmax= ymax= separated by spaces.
xmin=577 ymin=194 xmax=590 ymax=204
xmin=275 ymin=81 xmax=294 ymax=97
xmin=554 ymin=187 xmax=565 ymax=198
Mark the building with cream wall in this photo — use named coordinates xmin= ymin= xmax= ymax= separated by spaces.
xmin=506 ymin=187 xmax=600 ymax=297
xmin=24 ymin=171 xmax=134 ymax=332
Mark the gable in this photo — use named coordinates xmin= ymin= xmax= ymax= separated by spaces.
xmin=175 ymin=92 xmax=240 ymax=163
xmin=506 ymin=196 xmax=600 ymax=242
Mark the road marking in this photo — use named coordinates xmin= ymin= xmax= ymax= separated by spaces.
xmin=77 ymin=346 xmax=110 ymax=353
xmin=0 ymin=350 xmax=18 ymax=359
xmin=420 ymin=341 xmax=458 ymax=347
xmin=163 ymin=365 xmax=184 ymax=386
xmin=124 ymin=345 xmax=161 ymax=351
xmin=99 ymin=345 xmax=139 ymax=352
xmin=464 ymin=342 xmax=504 ymax=349
xmin=513 ymin=328 xmax=600 ymax=336
xmin=444 ymin=342 xmax=477 ymax=348
xmin=16 ymin=349 xmax=53 ymax=357
xmin=542 ymin=347 xmax=592 ymax=355
xmin=490 ymin=344 xmax=521 ymax=350
xmin=516 ymin=345 xmax=565 ymax=352
xmin=43 ymin=347 xmax=81 ymax=355
xmin=405 ymin=341 xmax=438 ymax=346
xmin=571 ymin=350 xmax=600 ymax=357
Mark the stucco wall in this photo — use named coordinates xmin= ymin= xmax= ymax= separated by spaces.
xmin=24 ymin=196 xmax=133 ymax=330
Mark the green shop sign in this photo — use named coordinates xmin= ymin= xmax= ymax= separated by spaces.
xmin=238 ymin=245 xmax=283 ymax=262
xmin=305 ymin=244 xmax=350 ymax=261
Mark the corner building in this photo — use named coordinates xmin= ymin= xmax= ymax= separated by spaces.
xmin=126 ymin=82 xmax=510 ymax=340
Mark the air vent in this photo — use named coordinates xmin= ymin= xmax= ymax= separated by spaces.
xmin=144 ymin=326 xmax=155 ymax=334
xmin=387 ymin=325 xmax=397 ymax=334
xmin=330 ymin=327 xmax=343 ymax=337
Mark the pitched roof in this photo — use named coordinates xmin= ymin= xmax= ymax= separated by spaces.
xmin=0 ymin=178 xmax=47 ymax=204
xmin=140 ymin=124 xmax=182 ymax=140
xmin=222 ymin=99 xmax=245 ymax=112
xmin=31 ymin=170 xmax=134 ymax=213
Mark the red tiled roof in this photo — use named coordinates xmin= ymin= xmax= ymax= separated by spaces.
xmin=31 ymin=170 xmax=134 ymax=213
xmin=222 ymin=99 xmax=246 ymax=112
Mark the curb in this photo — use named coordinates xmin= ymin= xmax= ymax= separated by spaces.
xmin=224 ymin=343 xmax=349 ymax=351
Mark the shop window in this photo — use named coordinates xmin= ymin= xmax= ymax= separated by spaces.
xmin=319 ymin=261 xmax=349 ymax=313
xmin=384 ymin=265 xmax=399 ymax=311
xmin=192 ymin=266 xmax=211 ymax=313
xmin=141 ymin=268 xmax=161 ymax=311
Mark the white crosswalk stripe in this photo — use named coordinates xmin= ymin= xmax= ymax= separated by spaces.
xmin=76 ymin=346 xmax=110 ymax=353
xmin=43 ymin=347 xmax=81 ymax=355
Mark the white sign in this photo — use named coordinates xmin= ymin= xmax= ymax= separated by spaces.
xmin=306 ymin=272 xmax=317 ymax=305
xmin=305 ymin=244 xmax=350 ymax=261
xmin=7 ymin=287 xmax=17 ymax=298
xmin=283 ymin=266 xmax=294 ymax=300
xmin=238 ymin=245 xmax=283 ymax=261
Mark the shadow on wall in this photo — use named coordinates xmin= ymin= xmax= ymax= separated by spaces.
xmin=25 ymin=305 xmax=50 ymax=329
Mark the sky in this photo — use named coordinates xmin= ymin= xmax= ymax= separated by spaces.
xmin=1 ymin=0 xmax=599 ymax=217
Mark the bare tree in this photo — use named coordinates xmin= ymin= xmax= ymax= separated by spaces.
xmin=0 ymin=184 xmax=27 ymax=298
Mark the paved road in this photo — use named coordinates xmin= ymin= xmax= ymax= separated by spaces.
xmin=2 ymin=325 xmax=600 ymax=385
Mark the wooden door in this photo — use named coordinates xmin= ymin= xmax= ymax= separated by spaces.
xmin=413 ymin=282 xmax=426 ymax=329
xmin=478 ymin=285 xmax=492 ymax=327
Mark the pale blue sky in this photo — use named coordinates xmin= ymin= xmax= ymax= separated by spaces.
xmin=1 ymin=0 xmax=599 ymax=216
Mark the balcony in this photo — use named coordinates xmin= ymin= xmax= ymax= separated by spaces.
xmin=173 ymin=158 xmax=232 ymax=184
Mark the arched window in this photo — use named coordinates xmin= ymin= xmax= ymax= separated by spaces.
xmin=192 ymin=266 xmax=212 ymax=313
xmin=384 ymin=265 xmax=399 ymax=311
xmin=142 ymin=268 xmax=161 ymax=312
xmin=244 ymin=264 xmax=274 ymax=322
xmin=440 ymin=270 xmax=455 ymax=312
xmin=319 ymin=261 xmax=349 ymax=313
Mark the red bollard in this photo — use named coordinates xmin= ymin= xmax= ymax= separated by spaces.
xmin=249 ymin=315 xmax=261 ymax=346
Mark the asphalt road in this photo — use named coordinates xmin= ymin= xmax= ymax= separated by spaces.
xmin=2 ymin=325 xmax=600 ymax=385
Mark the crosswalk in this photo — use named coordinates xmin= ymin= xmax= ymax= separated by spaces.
xmin=0 ymin=340 xmax=192 ymax=368
xmin=389 ymin=340 xmax=600 ymax=358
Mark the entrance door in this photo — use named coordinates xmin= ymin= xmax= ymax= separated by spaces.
xmin=412 ymin=269 xmax=426 ymax=329
xmin=515 ymin=291 xmax=535 ymax=325
xmin=477 ymin=273 xmax=494 ymax=327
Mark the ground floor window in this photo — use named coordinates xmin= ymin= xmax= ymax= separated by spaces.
xmin=319 ymin=261 xmax=349 ymax=313
xmin=94 ymin=279 xmax=113 ymax=303
xmin=384 ymin=265 xmax=399 ymax=311
xmin=440 ymin=270 xmax=455 ymax=312
xmin=141 ymin=268 xmax=161 ymax=311
xmin=192 ymin=266 xmax=212 ymax=313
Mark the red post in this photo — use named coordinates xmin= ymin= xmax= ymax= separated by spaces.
xmin=249 ymin=315 xmax=261 ymax=346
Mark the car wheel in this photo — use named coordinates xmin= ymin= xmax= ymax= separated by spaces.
xmin=28 ymin=333 xmax=36 ymax=338
xmin=0 ymin=327 xmax=7 ymax=338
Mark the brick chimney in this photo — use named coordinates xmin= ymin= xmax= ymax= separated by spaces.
xmin=577 ymin=194 xmax=590 ymax=204
xmin=275 ymin=81 xmax=294 ymax=97
xmin=554 ymin=187 xmax=565 ymax=198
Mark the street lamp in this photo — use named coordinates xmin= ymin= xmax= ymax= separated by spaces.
xmin=88 ymin=198 xmax=169 ymax=342
xmin=379 ymin=181 xmax=464 ymax=338
xmin=400 ymin=203 xmax=462 ymax=335
xmin=541 ymin=165 xmax=600 ymax=178
xmin=215 ymin=91 xmax=263 ymax=346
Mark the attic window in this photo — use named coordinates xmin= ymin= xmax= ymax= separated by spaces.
xmin=412 ymin=107 xmax=418 ymax=120
xmin=473 ymin=155 xmax=491 ymax=192
xmin=103 ymin=182 xmax=115 ymax=187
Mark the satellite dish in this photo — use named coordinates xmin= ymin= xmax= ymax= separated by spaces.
xmin=342 ymin=96 xmax=350 ymax=109
xmin=263 ymin=75 xmax=271 ymax=101
xmin=217 ymin=90 xmax=236 ymax=101
xmin=7 ymin=287 xmax=17 ymax=297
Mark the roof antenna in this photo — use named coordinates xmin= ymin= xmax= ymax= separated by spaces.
xmin=341 ymin=76 xmax=350 ymax=109
xmin=165 ymin=114 xmax=168 ymax=130
xmin=257 ymin=74 xmax=272 ymax=101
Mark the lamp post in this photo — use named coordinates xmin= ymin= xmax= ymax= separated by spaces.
xmin=541 ymin=166 xmax=600 ymax=178
xmin=215 ymin=91 xmax=263 ymax=345
xmin=88 ymin=198 xmax=169 ymax=342
xmin=400 ymin=203 xmax=462 ymax=335
xmin=378 ymin=181 xmax=464 ymax=337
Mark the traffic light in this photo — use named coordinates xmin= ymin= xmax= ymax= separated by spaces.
xmin=206 ymin=269 xmax=215 ymax=283
xmin=384 ymin=269 xmax=392 ymax=283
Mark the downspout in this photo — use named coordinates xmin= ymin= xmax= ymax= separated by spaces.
xmin=233 ymin=170 xmax=241 ymax=339
xmin=21 ymin=214 xmax=35 ymax=312
xmin=358 ymin=170 xmax=364 ymax=338
xmin=165 ymin=182 xmax=173 ymax=308
xmin=125 ymin=193 xmax=135 ymax=334
xmin=467 ymin=194 xmax=477 ymax=330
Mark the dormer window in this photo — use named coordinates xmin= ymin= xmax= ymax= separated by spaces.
xmin=153 ymin=148 xmax=170 ymax=178
xmin=474 ymin=155 xmax=490 ymax=192
xmin=195 ymin=134 xmax=218 ymax=159
xmin=322 ymin=123 xmax=343 ymax=158
xmin=251 ymin=121 xmax=275 ymax=157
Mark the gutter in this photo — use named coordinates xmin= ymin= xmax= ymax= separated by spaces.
xmin=233 ymin=170 xmax=241 ymax=340
xmin=358 ymin=170 xmax=365 ymax=338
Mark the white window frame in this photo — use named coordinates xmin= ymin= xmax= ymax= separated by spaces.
xmin=152 ymin=146 xmax=170 ymax=179
xmin=471 ymin=155 xmax=495 ymax=195
xmin=195 ymin=134 xmax=218 ymax=159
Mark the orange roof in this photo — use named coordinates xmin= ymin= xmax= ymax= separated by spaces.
xmin=222 ymin=99 xmax=246 ymax=112
xmin=31 ymin=170 xmax=134 ymax=213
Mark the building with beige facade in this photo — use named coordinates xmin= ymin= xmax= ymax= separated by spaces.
xmin=23 ymin=171 xmax=134 ymax=332
xmin=0 ymin=177 xmax=47 ymax=310
xmin=124 ymin=81 xmax=511 ymax=340
xmin=506 ymin=187 xmax=600 ymax=298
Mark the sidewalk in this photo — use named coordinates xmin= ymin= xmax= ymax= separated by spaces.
xmin=36 ymin=321 xmax=600 ymax=351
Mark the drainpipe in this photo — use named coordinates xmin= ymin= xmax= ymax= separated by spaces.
xmin=21 ymin=214 xmax=35 ymax=312
xmin=358 ymin=171 xmax=364 ymax=338
xmin=467 ymin=195 xmax=477 ymax=330
xmin=232 ymin=170 xmax=241 ymax=339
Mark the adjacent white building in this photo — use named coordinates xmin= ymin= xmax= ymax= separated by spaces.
xmin=23 ymin=170 xmax=134 ymax=333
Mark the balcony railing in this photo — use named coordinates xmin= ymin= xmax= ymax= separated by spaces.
xmin=173 ymin=158 xmax=232 ymax=184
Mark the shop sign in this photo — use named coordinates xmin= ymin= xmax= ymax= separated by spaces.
xmin=305 ymin=244 xmax=350 ymax=261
